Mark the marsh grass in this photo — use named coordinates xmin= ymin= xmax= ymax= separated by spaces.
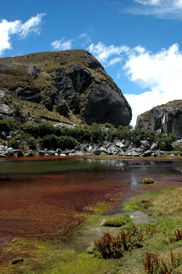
xmin=2 ymin=187 xmax=182 ymax=273
xmin=102 ymin=213 xmax=132 ymax=227
xmin=123 ymin=198 xmax=153 ymax=211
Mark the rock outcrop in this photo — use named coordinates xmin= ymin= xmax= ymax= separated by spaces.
xmin=136 ymin=100 xmax=182 ymax=138
xmin=0 ymin=50 xmax=132 ymax=127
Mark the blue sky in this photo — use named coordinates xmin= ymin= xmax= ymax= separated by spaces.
xmin=0 ymin=0 xmax=182 ymax=125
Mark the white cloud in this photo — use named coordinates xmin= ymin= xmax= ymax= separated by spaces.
xmin=107 ymin=57 xmax=122 ymax=66
xmin=19 ymin=13 xmax=46 ymax=38
xmin=135 ymin=0 xmax=161 ymax=5
xmin=50 ymin=33 xmax=91 ymax=51
xmin=124 ymin=43 xmax=182 ymax=125
xmin=87 ymin=42 xmax=129 ymax=66
xmin=0 ymin=13 xmax=45 ymax=56
xmin=51 ymin=38 xmax=72 ymax=51
xmin=131 ymin=0 xmax=182 ymax=19
xmin=87 ymin=41 xmax=182 ymax=126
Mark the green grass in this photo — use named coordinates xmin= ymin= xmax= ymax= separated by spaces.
xmin=123 ymin=198 xmax=153 ymax=211
xmin=102 ymin=213 xmax=132 ymax=227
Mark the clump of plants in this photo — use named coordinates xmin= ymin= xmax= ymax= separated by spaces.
xmin=142 ymin=177 xmax=155 ymax=185
xmin=143 ymin=251 xmax=182 ymax=274
xmin=39 ymin=134 xmax=77 ymax=150
xmin=102 ymin=214 xmax=131 ymax=227
xmin=123 ymin=198 xmax=153 ymax=211
xmin=169 ymin=229 xmax=182 ymax=243
xmin=93 ymin=225 xmax=144 ymax=259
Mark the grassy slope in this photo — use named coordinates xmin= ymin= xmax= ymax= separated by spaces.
xmin=1 ymin=186 xmax=182 ymax=273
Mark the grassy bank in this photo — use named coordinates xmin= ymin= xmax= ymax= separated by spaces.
xmin=1 ymin=186 xmax=182 ymax=273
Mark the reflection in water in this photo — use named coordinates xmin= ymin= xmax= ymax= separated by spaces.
xmin=130 ymin=172 xmax=139 ymax=191
xmin=131 ymin=181 xmax=139 ymax=191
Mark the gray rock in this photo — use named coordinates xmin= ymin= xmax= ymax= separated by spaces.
xmin=106 ymin=144 xmax=119 ymax=155
xmin=114 ymin=140 xmax=126 ymax=149
xmin=140 ymin=140 xmax=150 ymax=149
xmin=150 ymin=143 xmax=158 ymax=151
xmin=15 ymin=87 xmax=42 ymax=103
xmin=0 ymin=104 xmax=13 ymax=115
xmin=136 ymin=100 xmax=182 ymax=138
xmin=142 ymin=150 xmax=152 ymax=157
xmin=0 ymin=50 xmax=132 ymax=127
xmin=27 ymin=65 xmax=41 ymax=79
xmin=39 ymin=150 xmax=45 ymax=156
xmin=83 ymin=81 xmax=132 ymax=127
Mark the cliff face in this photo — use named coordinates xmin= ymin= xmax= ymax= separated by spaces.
xmin=0 ymin=49 xmax=132 ymax=127
xmin=136 ymin=100 xmax=182 ymax=138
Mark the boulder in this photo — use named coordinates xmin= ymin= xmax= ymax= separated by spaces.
xmin=0 ymin=49 xmax=132 ymax=127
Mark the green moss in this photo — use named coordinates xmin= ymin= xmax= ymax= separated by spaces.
xmin=102 ymin=214 xmax=132 ymax=227
xmin=123 ymin=199 xmax=153 ymax=211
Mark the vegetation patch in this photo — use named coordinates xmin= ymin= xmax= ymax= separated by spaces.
xmin=2 ymin=186 xmax=182 ymax=273
xmin=143 ymin=251 xmax=182 ymax=274
xmin=93 ymin=225 xmax=144 ymax=259
xmin=123 ymin=198 xmax=153 ymax=211
xmin=102 ymin=213 xmax=132 ymax=227
xmin=142 ymin=177 xmax=156 ymax=185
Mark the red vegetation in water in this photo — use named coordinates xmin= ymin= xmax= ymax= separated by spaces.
xmin=0 ymin=160 xmax=181 ymax=254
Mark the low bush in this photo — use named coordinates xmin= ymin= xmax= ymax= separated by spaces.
xmin=93 ymin=225 xmax=144 ymax=259
xmin=22 ymin=122 xmax=55 ymax=138
xmin=93 ymin=232 xmax=124 ymax=259
xmin=169 ymin=229 xmax=182 ymax=243
xmin=40 ymin=134 xmax=77 ymax=150
xmin=26 ymin=136 xmax=37 ymax=149
xmin=156 ymin=134 xmax=176 ymax=151
xmin=143 ymin=251 xmax=182 ymax=274
xmin=8 ymin=137 xmax=23 ymax=149
xmin=0 ymin=119 xmax=20 ymax=133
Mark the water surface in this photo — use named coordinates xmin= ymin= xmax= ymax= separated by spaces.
xmin=0 ymin=158 xmax=181 ymax=250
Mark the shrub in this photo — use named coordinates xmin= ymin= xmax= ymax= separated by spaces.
xmin=8 ymin=137 xmax=23 ymax=149
xmin=22 ymin=122 xmax=55 ymax=138
xmin=143 ymin=251 xmax=182 ymax=274
xmin=39 ymin=134 xmax=58 ymax=149
xmin=93 ymin=225 xmax=144 ymax=259
xmin=40 ymin=134 xmax=77 ymax=150
xmin=117 ymin=125 xmax=131 ymax=140
xmin=26 ymin=136 xmax=37 ymax=149
xmin=156 ymin=134 xmax=176 ymax=151
xmin=93 ymin=232 xmax=124 ymax=259
xmin=169 ymin=229 xmax=182 ymax=243
xmin=57 ymin=136 xmax=77 ymax=150
xmin=0 ymin=119 xmax=20 ymax=133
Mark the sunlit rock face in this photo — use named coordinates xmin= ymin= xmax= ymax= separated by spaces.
xmin=136 ymin=100 xmax=182 ymax=138
xmin=0 ymin=49 xmax=132 ymax=127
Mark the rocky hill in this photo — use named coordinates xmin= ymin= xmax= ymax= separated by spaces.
xmin=136 ymin=100 xmax=182 ymax=138
xmin=0 ymin=49 xmax=132 ymax=127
